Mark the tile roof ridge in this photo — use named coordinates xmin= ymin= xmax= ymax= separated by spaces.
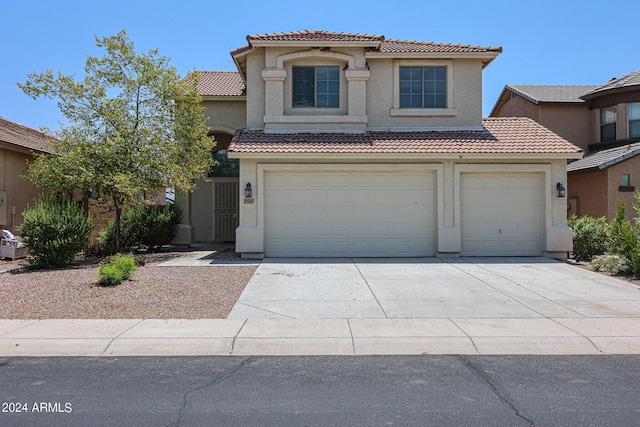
xmin=382 ymin=38 xmax=502 ymax=51
xmin=247 ymin=29 xmax=385 ymax=40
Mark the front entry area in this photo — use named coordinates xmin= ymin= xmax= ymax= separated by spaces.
xmin=192 ymin=178 xmax=239 ymax=242
xmin=263 ymin=169 xmax=436 ymax=257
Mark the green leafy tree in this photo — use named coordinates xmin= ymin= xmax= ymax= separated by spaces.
xmin=19 ymin=30 xmax=214 ymax=251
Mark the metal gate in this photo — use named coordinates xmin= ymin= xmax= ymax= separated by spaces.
xmin=213 ymin=179 xmax=239 ymax=242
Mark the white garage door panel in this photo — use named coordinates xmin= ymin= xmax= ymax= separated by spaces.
xmin=461 ymin=173 xmax=543 ymax=256
xmin=265 ymin=170 xmax=435 ymax=257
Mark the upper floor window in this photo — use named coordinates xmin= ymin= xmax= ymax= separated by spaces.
xmin=292 ymin=66 xmax=339 ymax=108
xmin=399 ymin=66 xmax=447 ymax=108
xmin=629 ymin=102 xmax=640 ymax=138
xmin=600 ymin=105 xmax=617 ymax=142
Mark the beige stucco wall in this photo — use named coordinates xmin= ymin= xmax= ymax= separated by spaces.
xmin=366 ymin=58 xmax=483 ymax=130
xmin=234 ymin=156 xmax=572 ymax=258
xmin=202 ymin=100 xmax=246 ymax=134
xmin=243 ymin=45 xmax=484 ymax=132
xmin=0 ymin=147 xmax=43 ymax=233
xmin=246 ymin=49 xmax=266 ymax=130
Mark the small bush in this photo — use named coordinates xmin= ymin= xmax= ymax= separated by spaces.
xmin=607 ymin=200 xmax=640 ymax=278
xmin=591 ymin=254 xmax=628 ymax=275
xmin=567 ymin=215 xmax=608 ymax=260
xmin=98 ymin=204 xmax=182 ymax=253
xmin=98 ymin=263 xmax=124 ymax=286
xmin=17 ymin=196 xmax=92 ymax=268
xmin=98 ymin=253 xmax=137 ymax=286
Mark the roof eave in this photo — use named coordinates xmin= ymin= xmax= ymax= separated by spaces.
xmin=0 ymin=140 xmax=52 ymax=155
xmin=365 ymin=51 xmax=501 ymax=68
xmin=228 ymin=151 xmax=583 ymax=160
xmin=201 ymin=95 xmax=247 ymax=102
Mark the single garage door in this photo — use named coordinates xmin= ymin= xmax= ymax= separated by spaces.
xmin=461 ymin=173 xmax=543 ymax=256
xmin=264 ymin=170 xmax=436 ymax=257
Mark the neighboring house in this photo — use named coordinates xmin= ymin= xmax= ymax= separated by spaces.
xmin=567 ymin=143 xmax=640 ymax=219
xmin=175 ymin=30 xmax=582 ymax=259
xmin=0 ymin=117 xmax=53 ymax=234
xmin=491 ymin=69 xmax=640 ymax=220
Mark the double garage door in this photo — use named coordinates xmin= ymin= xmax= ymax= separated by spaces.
xmin=263 ymin=170 xmax=543 ymax=257
xmin=264 ymin=170 xmax=436 ymax=257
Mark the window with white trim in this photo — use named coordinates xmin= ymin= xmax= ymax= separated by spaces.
xmin=292 ymin=66 xmax=339 ymax=108
xmin=600 ymin=105 xmax=617 ymax=142
xmin=399 ymin=66 xmax=447 ymax=108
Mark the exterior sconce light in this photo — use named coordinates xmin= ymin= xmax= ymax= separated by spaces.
xmin=244 ymin=183 xmax=253 ymax=198
xmin=556 ymin=182 xmax=566 ymax=198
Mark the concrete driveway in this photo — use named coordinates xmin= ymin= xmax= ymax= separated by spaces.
xmin=224 ymin=257 xmax=640 ymax=355
xmin=228 ymin=257 xmax=640 ymax=320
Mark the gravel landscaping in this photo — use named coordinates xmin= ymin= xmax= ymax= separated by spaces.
xmin=0 ymin=251 xmax=256 ymax=319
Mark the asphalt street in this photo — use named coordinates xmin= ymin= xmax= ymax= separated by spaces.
xmin=2 ymin=355 xmax=640 ymax=426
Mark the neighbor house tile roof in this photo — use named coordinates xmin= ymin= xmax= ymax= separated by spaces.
xmin=0 ymin=117 xmax=53 ymax=153
xmin=582 ymin=69 xmax=640 ymax=98
xmin=568 ymin=142 xmax=640 ymax=172
xmin=190 ymin=71 xmax=245 ymax=97
xmin=504 ymin=85 xmax=598 ymax=104
xmin=229 ymin=117 xmax=581 ymax=155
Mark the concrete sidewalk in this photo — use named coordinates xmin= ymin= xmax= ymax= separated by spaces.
xmin=2 ymin=317 xmax=640 ymax=356
xmin=3 ymin=257 xmax=640 ymax=357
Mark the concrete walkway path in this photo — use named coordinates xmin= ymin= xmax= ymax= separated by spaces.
xmin=3 ymin=257 xmax=640 ymax=356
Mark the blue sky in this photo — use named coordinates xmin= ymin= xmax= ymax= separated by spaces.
xmin=2 ymin=0 xmax=638 ymax=131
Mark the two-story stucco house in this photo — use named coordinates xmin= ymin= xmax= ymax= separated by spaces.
xmin=174 ymin=30 xmax=582 ymax=259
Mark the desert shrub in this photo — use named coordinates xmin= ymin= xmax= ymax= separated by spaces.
xmin=98 ymin=253 xmax=137 ymax=286
xmin=98 ymin=204 xmax=182 ymax=253
xmin=17 ymin=196 xmax=92 ymax=268
xmin=567 ymin=214 xmax=608 ymax=260
xmin=591 ymin=254 xmax=628 ymax=275
xmin=98 ymin=263 xmax=124 ymax=286
xmin=139 ymin=204 xmax=182 ymax=251
xmin=607 ymin=200 xmax=640 ymax=278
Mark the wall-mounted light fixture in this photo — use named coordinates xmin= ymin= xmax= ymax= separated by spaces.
xmin=556 ymin=182 xmax=566 ymax=198
xmin=244 ymin=183 xmax=253 ymax=199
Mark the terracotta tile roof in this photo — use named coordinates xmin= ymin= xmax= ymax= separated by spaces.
xmin=581 ymin=69 xmax=640 ymax=99
xmin=568 ymin=142 xmax=640 ymax=172
xmin=246 ymin=30 xmax=384 ymax=43
xmin=229 ymin=118 xmax=581 ymax=155
xmin=231 ymin=30 xmax=501 ymax=58
xmin=377 ymin=39 xmax=502 ymax=54
xmin=188 ymin=71 xmax=245 ymax=97
xmin=0 ymin=117 xmax=54 ymax=153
